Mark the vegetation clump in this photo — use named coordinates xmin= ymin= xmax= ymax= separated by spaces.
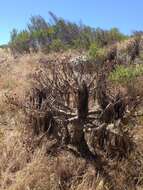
xmin=109 ymin=64 xmax=143 ymax=84
xmin=0 ymin=13 xmax=143 ymax=190
xmin=9 ymin=13 xmax=127 ymax=55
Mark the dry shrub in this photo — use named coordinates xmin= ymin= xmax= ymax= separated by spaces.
xmin=0 ymin=124 xmax=142 ymax=190
xmin=117 ymin=37 xmax=141 ymax=64
xmin=0 ymin=51 xmax=143 ymax=190
xmin=0 ymin=123 xmax=109 ymax=190
xmin=6 ymin=148 xmax=57 ymax=190
xmin=56 ymin=151 xmax=86 ymax=189
xmin=111 ymin=150 xmax=143 ymax=190
xmin=0 ymin=125 xmax=58 ymax=190
xmin=74 ymin=170 xmax=106 ymax=190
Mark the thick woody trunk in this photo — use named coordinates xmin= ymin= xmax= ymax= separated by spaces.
xmin=70 ymin=81 xmax=96 ymax=159
xmin=77 ymin=81 xmax=89 ymax=121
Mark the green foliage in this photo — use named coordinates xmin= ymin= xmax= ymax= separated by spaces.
xmin=9 ymin=30 xmax=30 ymax=54
xmin=108 ymin=28 xmax=127 ymax=42
xmin=50 ymin=39 xmax=66 ymax=52
xmin=0 ymin=44 xmax=8 ymax=49
xmin=88 ymin=43 xmax=107 ymax=61
xmin=28 ymin=15 xmax=48 ymax=32
xmin=88 ymin=43 xmax=98 ymax=59
xmin=109 ymin=65 xmax=143 ymax=84
xmin=9 ymin=12 xmax=127 ymax=54
xmin=10 ymin=29 xmax=18 ymax=42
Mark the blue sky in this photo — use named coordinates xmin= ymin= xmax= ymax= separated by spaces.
xmin=0 ymin=0 xmax=143 ymax=44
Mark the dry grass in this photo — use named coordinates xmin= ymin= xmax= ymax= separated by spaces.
xmin=0 ymin=51 xmax=143 ymax=190
xmin=0 ymin=125 xmax=108 ymax=190
xmin=0 ymin=125 xmax=142 ymax=190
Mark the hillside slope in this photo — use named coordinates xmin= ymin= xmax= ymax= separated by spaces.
xmin=0 ymin=45 xmax=143 ymax=190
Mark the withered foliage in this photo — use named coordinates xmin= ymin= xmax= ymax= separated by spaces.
xmin=5 ymin=53 xmax=143 ymax=190
xmin=14 ymin=56 xmax=136 ymax=159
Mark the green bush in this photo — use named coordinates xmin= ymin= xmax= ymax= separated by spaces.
xmin=10 ymin=30 xmax=30 ymax=54
xmin=109 ymin=65 xmax=143 ymax=84
xmin=88 ymin=43 xmax=107 ymax=61
xmin=88 ymin=43 xmax=98 ymax=59
xmin=9 ymin=13 xmax=127 ymax=54
xmin=50 ymin=39 xmax=67 ymax=52
xmin=108 ymin=28 xmax=127 ymax=42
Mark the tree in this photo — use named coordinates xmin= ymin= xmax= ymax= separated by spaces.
xmin=28 ymin=15 xmax=48 ymax=32
xmin=10 ymin=28 xmax=18 ymax=42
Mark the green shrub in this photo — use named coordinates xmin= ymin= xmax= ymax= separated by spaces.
xmin=10 ymin=30 xmax=30 ymax=54
xmin=88 ymin=43 xmax=107 ymax=61
xmin=50 ymin=39 xmax=66 ymax=52
xmin=109 ymin=65 xmax=143 ymax=84
xmin=108 ymin=28 xmax=127 ymax=42
xmin=9 ymin=13 xmax=128 ymax=54
xmin=88 ymin=43 xmax=98 ymax=59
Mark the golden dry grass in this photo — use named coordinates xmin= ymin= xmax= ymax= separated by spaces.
xmin=0 ymin=51 xmax=142 ymax=190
